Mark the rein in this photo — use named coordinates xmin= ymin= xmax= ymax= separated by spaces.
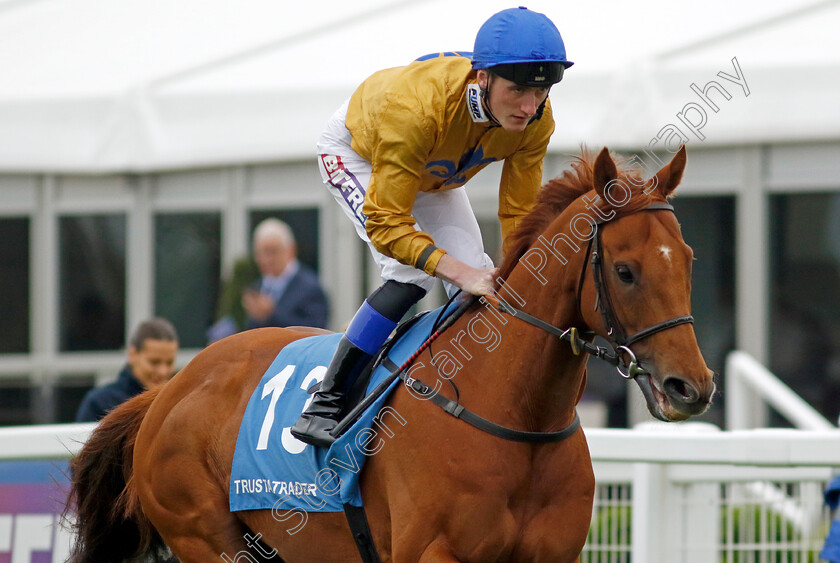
xmin=332 ymin=296 xmax=582 ymax=445
xmin=395 ymin=357 xmax=580 ymax=443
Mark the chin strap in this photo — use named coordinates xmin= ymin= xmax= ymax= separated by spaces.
xmin=530 ymin=97 xmax=548 ymax=124
xmin=479 ymin=74 xmax=501 ymax=126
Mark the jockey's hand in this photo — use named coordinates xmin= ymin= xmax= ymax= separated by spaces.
xmin=433 ymin=254 xmax=497 ymax=297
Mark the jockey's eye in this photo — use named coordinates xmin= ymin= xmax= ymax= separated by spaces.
xmin=616 ymin=265 xmax=635 ymax=284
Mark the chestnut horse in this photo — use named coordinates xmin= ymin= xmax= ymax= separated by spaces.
xmin=67 ymin=147 xmax=714 ymax=562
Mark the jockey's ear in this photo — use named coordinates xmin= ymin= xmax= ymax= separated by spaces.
xmin=593 ymin=147 xmax=617 ymax=200
xmin=476 ymin=69 xmax=489 ymax=90
xmin=653 ymin=146 xmax=687 ymax=197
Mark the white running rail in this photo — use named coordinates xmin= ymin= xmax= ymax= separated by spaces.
xmin=2 ymin=423 xmax=840 ymax=562
xmin=725 ymin=350 xmax=837 ymax=430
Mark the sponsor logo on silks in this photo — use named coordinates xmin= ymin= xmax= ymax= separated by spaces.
xmin=320 ymin=154 xmax=367 ymax=226
xmin=466 ymin=84 xmax=488 ymax=123
xmin=426 ymin=144 xmax=497 ymax=187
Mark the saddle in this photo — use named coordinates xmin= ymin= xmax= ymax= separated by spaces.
xmin=306 ymin=309 xmax=431 ymax=418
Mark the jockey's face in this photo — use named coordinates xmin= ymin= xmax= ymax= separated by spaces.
xmin=129 ymin=338 xmax=178 ymax=388
xmin=477 ymin=70 xmax=550 ymax=132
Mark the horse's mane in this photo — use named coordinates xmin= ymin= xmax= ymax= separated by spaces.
xmin=497 ymin=149 xmax=662 ymax=281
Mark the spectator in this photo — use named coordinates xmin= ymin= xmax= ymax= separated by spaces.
xmin=207 ymin=218 xmax=329 ymax=343
xmin=245 ymin=218 xmax=329 ymax=330
xmin=75 ymin=318 xmax=178 ymax=422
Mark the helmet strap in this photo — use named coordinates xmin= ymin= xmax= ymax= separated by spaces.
xmin=529 ymin=92 xmax=551 ymax=124
xmin=479 ymin=73 xmax=501 ymax=127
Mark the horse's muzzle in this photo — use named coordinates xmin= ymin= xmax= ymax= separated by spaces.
xmin=637 ymin=371 xmax=715 ymax=421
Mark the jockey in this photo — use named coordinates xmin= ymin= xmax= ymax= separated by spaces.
xmin=291 ymin=6 xmax=573 ymax=447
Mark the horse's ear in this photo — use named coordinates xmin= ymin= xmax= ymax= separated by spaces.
xmin=593 ymin=147 xmax=617 ymax=199
xmin=653 ymin=146 xmax=687 ymax=197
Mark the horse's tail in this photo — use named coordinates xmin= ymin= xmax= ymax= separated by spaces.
xmin=65 ymin=386 xmax=170 ymax=562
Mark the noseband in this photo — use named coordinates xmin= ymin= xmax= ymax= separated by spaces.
xmin=494 ymin=202 xmax=694 ymax=379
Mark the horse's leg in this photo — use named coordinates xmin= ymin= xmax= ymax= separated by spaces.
xmin=167 ymin=532 xmax=282 ymax=563
xmin=242 ymin=510 xmax=362 ymax=562
xmin=142 ymin=473 xmax=292 ymax=562
xmin=141 ymin=469 xmax=267 ymax=562
xmin=418 ymin=543 xmax=581 ymax=563
xmin=134 ymin=397 xmax=268 ymax=561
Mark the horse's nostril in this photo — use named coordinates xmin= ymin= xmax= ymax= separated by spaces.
xmin=664 ymin=377 xmax=699 ymax=403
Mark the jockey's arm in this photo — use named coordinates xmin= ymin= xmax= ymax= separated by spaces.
xmin=433 ymin=253 xmax=496 ymax=297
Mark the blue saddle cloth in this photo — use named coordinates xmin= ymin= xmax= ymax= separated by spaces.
xmin=229 ymin=304 xmax=454 ymax=514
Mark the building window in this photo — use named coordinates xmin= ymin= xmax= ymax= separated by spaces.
xmin=0 ymin=218 xmax=30 ymax=354
xmin=155 ymin=213 xmax=221 ymax=348
xmin=0 ymin=378 xmax=34 ymax=426
xmin=59 ymin=215 xmax=126 ymax=352
xmin=674 ymin=196 xmax=737 ymax=378
xmin=770 ymin=193 xmax=840 ymax=424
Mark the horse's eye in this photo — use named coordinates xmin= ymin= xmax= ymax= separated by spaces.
xmin=616 ymin=265 xmax=635 ymax=284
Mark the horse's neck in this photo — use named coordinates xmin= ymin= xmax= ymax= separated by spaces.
xmin=452 ymin=219 xmax=590 ymax=433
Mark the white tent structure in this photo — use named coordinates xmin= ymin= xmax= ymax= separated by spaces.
xmin=1 ymin=0 xmax=838 ymax=173
xmin=1 ymin=0 xmax=840 ymax=427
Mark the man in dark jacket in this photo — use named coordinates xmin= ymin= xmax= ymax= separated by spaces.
xmin=75 ymin=318 xmax=179 ymax=422
xmin=242 ymin=218 xmax=329 ymax=330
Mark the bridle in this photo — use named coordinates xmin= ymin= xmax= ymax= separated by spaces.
xmin=492 ymin=202 xmax=694 ymax=379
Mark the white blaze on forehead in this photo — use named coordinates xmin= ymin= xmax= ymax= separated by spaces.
xmin=659 ymin=245 xmax=673 ymax=265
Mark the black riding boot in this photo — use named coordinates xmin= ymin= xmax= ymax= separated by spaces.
xmin=291 ymin=280 xmax=427 ymax=448
xmin=290 ymin=336 xmax=373 ymax=448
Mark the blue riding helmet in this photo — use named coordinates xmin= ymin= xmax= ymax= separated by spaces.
xmin=472 ymin=6 xmax=573 ymax=86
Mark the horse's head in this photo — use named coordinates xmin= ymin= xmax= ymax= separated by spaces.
xmin=497 ymin=146 xmax=715 ymax=422
xmin=578 ymin=147 xmax=715 ymax=421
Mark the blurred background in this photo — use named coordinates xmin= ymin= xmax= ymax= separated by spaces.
xmin=1 ymin=0 xmax=839 ymax=429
